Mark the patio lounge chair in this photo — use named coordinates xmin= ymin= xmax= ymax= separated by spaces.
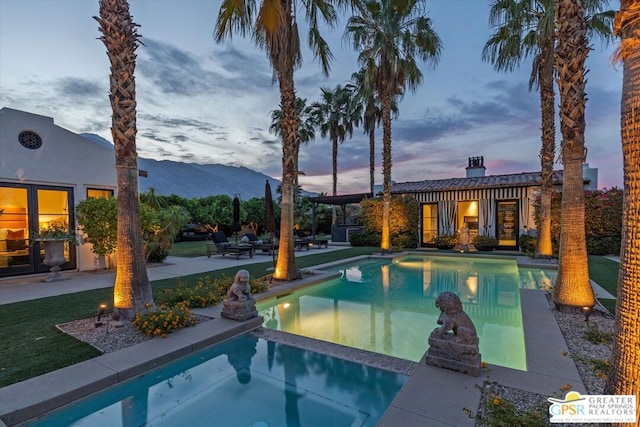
xmin=243 ymin=233 xmax=278 ymax=255
xmin=206 ymin=232 xmax=254 ymax=260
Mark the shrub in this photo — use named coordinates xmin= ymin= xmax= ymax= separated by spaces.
xmin=586 ymin=236 xmax=621 ymax=256
xmin=519 ymin=235 xmax=536 ymax=256
xmin=473 ymin=235 xmax=498 ymax=248
xmin=434 ymin=234 xmax=457 ymax=249
xmin=155 ymin=274 xmax=270 ymax=308
xmin=350 ymin=232 xmax=381 ymax=247
xmin=392 ymin=230 xmax=418 ymax=250
xmin=133 ymin=302 xmax=198 ymax=337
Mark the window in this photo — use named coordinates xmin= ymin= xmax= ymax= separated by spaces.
xmin=87 ymin=188 xmax=114 ymax=199
xmin=422 ymin=203 xmax=438 ymax=245
xmin=18 ymin=130 xmax=43 ymax=149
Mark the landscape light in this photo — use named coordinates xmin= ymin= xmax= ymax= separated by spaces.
xmin=95 ymin=304 xmax=107 ymax=327
xmin=581 ymin=306 xmax=593 ymax=322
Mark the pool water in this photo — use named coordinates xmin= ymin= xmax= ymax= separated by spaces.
xmin=258 ymin=255 xmax=528 ymax=371
xmin=28 ymin=335 xmax=406 ymax=427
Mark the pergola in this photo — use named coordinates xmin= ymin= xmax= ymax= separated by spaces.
xmin=309 ymin=192 xmax=373 ymax=238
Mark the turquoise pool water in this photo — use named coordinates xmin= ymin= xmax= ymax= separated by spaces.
xmin=28 ymin=334 xmax=406 ymax=426
xmin=258 ymin=255 xmax=528 ymax=371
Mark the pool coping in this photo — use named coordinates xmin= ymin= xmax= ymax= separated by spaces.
xmin=0 ymin=253 xmax=582 ymax=427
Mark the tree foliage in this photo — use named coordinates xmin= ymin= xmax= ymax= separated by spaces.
xmin=356 ymin=196 xmax=419 ymax=249
xmin=532 ymin=188 xmax=623 ymax=255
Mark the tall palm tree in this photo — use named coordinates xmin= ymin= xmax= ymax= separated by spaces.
xmin=308 ymin=83 xmax=362 ymax=224
xmin=484 ymin=0 xmax=556 ymax=257
xmin=351 ymin=67 xmax=399 ymax=196
xmin=604 ymin=0 xmax=640 ymax=414
xmin=345 ymin=0 xmax=441 ymax=252
xmin=95 ymin=0 xmax=154 ymax=320
xmin=552 ymin=0 xmax=594 ymax=310
xmin=270 ymin=97 xmax=316 ymax=202
xmin=483 ymin=0 xmax=613 ymax=258
xmin=215 ymin=0 xmax=348 ymax=280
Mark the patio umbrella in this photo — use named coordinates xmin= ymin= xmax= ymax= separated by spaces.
xmin=265 ymin=180 xmax=277 ymax=268
xmin=232 ymin=195 xmax=241 ymax=239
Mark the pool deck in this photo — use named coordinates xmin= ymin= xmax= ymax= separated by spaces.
xmin=0 ymin=249 xmax=613 ymax=426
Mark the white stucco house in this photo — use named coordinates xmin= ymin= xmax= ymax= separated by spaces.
xmin=0 ymin=107 xmax=116 ymax=278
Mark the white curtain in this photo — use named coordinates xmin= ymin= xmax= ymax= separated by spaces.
xmin=519 ymin=197 xmax=530 ymax=235
xmin=479 ymin=199 xmax=495 ymax=236
xmin=438 ymin=200 xmax=457 ymax=235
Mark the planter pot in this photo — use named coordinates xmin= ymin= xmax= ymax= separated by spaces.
xmin=475 ymin=245 xmax=496 ymax=252
xmin=38 ymin=239 xmax=69 ymax=282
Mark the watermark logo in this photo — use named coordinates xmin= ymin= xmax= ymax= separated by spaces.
xmin=548 ymin=391 xmax=637 ymax=423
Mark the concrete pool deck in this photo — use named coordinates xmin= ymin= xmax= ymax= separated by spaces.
xmin=0 ymin=250 xmax=610 ymax=426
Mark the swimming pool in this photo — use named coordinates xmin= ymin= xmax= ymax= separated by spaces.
xmin=257 ymin=255 xmax=528 ymax=371
xmin=27 ymin=334 xmax=406 ymax=426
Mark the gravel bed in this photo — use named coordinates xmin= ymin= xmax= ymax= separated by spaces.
xmin=57 ymin=313 xmax=212 ymax=354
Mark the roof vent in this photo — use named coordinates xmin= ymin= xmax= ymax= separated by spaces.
xmin=466 ymin=156 xmax=485 ymax=178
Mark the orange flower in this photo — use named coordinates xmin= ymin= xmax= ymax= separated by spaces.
xmin=561 ymin=384 xmax=572 ymax=391
xmin=492 ymin=397 xmax=501 ymax=405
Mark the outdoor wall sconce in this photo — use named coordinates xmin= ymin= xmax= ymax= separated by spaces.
xmin=95 ymin=304 xmax=107 ymax=327
xmin=582 ymin=306 xmax=594 ymax=322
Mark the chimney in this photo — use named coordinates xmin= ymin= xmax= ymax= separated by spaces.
xmin=466 ymin=156 xmax=486 ymax=178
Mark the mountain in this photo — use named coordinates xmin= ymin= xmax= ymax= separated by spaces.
xmin=80 ymin=133 xmax=281 ymax=200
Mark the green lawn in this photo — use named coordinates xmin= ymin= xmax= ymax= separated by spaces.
xmin=589 ymin=255 xmax=620 ymax=315
xmin=0 ymin=246 xmax=378 ymax=388
xmin=0 ymin=251 xmax=619 ymax=388
xmin=168 ymin=240 xmax=208 ymax=257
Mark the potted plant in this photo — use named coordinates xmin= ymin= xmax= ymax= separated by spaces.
xmin=33 ymin=222 xmax=77 ymax=282
xmin=473 ymin=235 xmax=498 ymax=251
xmin=434 ymin=234 xmax=458 ymax=250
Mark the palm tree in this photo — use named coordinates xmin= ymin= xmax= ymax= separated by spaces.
xmin=95 ymin=0 xmax=154 ymax=320
xmin=604 ymin=0 xmax=640 ymax=413
xmin=308 ymin=83 xmax=362 ymax=224
xmin=215 ymin=0 xmax=348 ymax=280
xmin=270 ymin=97 xmax=316 ymax=202
xmin=351 ymin=67 xmax=399 ymax=196
xmin=483 ymin=0 xmax=613 ymax=259
xmin=345 ymin=0 xmax=441 ymax=252
xmin=552 ymin=0 xmax=594 ymax=310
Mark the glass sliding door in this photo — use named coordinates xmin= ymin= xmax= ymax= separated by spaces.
xmin=36 ymin=188 xmax=75 ymax=270
xmin=422 ymin=203 xmax=438 ymax=246
xmin=0 ymin=183 xmax=75 ymax=278
xmin=0 ymin=186 xmax=31 ymax=274
xmin=496 ymin=200 xmax=518 ymax=248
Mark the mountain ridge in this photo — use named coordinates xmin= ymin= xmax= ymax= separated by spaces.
xmin=81 ymin=133 xmax=282 ymax=200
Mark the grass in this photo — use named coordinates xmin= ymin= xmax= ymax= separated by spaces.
xmin=588 ymin=255 xmax=619 ymax=314
xmin=0 ymin=246 xmax=378 ymax=388
xmin=168 ymin=240 xmax=208 ymax=257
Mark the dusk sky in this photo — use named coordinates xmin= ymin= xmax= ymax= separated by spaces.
xmin=0 ymin=0 xmax=621 ymax=195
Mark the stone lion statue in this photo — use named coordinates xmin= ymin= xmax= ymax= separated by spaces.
xmin=225 ymin=269 xmax=252 ymax=302
xmin=432 ymin=291 xmax=478 ymax=345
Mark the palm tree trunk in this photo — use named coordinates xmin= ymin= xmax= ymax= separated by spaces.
xmin=274 ymin=71 xmax=299 ymax=281
xmin=380 ymin=91 xmax=392 ymax=253
xmin=96 ymin=0 xmax=153 ymax=320
xmin=536 ymin=38 xmax=556 ymax=258
xmin=553 ymin=0 xmax=594 ymax=310
xmin=604 ymin=0 xmax=640 ymax=415
xmin=332 ymin=135 xmax=338 ymax=225
xmin=369 ymin=128 xmax=376 ymax=195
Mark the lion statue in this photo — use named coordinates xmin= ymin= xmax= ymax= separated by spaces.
xmin=431 ymin=291 xmax=478 ymax=345
xmin=225 ymin=269 xmax=252 ymax=302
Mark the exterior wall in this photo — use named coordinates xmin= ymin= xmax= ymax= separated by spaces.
xmin=411 ymin=186 xmax=538 ymax=239
xmin=0 ymin=108 xmax=116 ymax=273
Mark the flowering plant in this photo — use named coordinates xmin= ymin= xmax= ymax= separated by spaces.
xmin=33 ymin=222 xmax=78 ymax=245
